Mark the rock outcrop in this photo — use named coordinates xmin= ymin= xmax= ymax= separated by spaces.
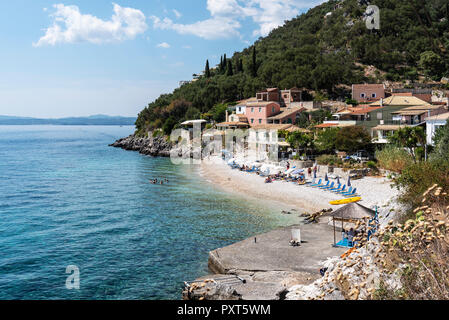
xmin=110 ymin=134 xmax=173 ymax=157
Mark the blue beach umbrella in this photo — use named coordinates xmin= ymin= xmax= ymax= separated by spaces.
xmin=347 ymin=176 xmax=351 ymax=187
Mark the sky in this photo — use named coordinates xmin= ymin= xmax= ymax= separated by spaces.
xmin=0 ymin=0 xmax=324 ymax=118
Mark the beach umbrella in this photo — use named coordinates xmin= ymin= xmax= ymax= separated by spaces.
xmin=325 ymin=173 xmax=328 ymax=181
xmin=347 ymin=176 xmax=351 ymax=187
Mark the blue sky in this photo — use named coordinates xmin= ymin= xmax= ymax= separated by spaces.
xmin=0 ymin=1 xmax=323 ymax=118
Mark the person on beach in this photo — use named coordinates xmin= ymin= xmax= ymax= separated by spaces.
xmin=348 ymin=228 xmax=355 ymax=246
xmin=308 ymin=167 xmax=312 ymax=177
xmin=286 ymin=161 xmax=290 ymax=170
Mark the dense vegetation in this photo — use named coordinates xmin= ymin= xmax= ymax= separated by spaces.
xmin=135 ymin=0 xmax=449 ymax=135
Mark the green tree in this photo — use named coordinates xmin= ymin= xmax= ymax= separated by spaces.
xmin=251 ymin=46 xmax=258 ymax=77
xmin=335 ymin=126 xmax=371 ymax=153
xmin=431 ymin=121 xmax=449 ymax=161
xmin=226 ymin=60 xmax=234 ymax=76
xmin=388 ymin=126 xmax=426 ymax=162
xmin=287 ymin=131 xmax=314 ymax=156
xmin=419 ymin=51 xmax=445 ymax=79
xmin=205 ymin=60 xmax=211 ymax=78
xmin=315 ymin=127 xmax=339 ymax=153
xmin=162 ymin=117 xmax=176 ymax=135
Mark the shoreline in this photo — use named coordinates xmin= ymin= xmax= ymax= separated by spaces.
xmin=198 ymin=158 xmax=399 ymax=215
xmin=183 ymin=157 xmax=402 ymax=300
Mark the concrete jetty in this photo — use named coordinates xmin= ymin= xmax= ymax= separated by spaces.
xmin=184 ymin=224 xmax=347 ymax=300
xmin=209 ymin=224 xmax=346 ymax=274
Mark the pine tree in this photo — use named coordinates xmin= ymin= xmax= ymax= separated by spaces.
xmin=205 ymin=59 xmax=211 ymax=78
xmin=227 ymin=60 xmax=233 ymax=76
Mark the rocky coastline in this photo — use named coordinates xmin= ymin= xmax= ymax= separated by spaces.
xmin=109 ymin=133 xmax=173 ymax=157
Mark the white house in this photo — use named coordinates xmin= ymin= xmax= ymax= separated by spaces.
xmin=235 ymin=104 xmax=246 ymax=115
xmin=425 ymin=112 xmax=449 ymax=145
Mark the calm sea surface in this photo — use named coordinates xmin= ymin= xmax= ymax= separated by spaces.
xmin=0 ymin=125 xmax=299 ymax=299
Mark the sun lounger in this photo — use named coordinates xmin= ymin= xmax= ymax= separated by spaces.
xmin=332 ymin=184 xmax=346 ymax=193
xmin=328 ymin=183 xmax=341 ymax=192
xmin=337 ymin=186 xmax=352 ymax=195
xmin=309 ymin=179 xmax=323 ymax=188
xmin=321 ymin=182 xmax=335 ymax=190
xmin=315 ymin=181 xmax=330 ymax=189
xmin=308 ymin=179 xmax=322 ymax=187
xmin=342 ymin=188 xmax=357 ymax=197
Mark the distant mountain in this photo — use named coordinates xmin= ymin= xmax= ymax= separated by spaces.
xmin=0 ymin=115 xmax=136 ymax=125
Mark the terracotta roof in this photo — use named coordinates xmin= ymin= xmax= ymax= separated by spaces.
xmin=237 ymin=97 xmax=257 ymax=104
xmin=250 ymin=124 xmax=295 ymax=130
xmin=286 ymin=126 xmax=312 ymax=133
xmin=425 ymin=112 xmax=449 ymax=121
xmin=352 ymin=83 xmax=385 ymax=89
xmin=268 ymin=107 xmax=305 ymax=120
xmin=372 ymin=124 xmax=410 ymax=131
xmin=247 ymin=101 xmax=280 ymax=107
xmin=216 ymin=121 xmax=250 ymax=127
xmin=314 ymin=123 xmax=338 ymax=128
xmin=370 ymin=95 xmax=430 ymax=107
xmin=267 ymin=88 xmax=279 ymax=92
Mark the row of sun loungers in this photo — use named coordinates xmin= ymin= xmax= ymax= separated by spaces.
xmin=307 ymin=179 xmax=358 ymax=197
xmin=227 ymin=160 xmax=359 ymax=198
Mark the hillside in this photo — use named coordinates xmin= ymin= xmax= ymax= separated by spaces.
xmin=135 ymin=0 xmax=449 ymax=136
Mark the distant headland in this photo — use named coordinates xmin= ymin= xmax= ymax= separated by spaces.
xmin=0 ymin=115 xmax=136 ymax=126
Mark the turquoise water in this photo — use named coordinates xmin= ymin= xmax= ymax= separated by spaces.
xmin=0 ymin=126 xmax=299 ymax=300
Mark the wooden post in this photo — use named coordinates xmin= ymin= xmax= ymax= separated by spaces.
xmin=333 ymin=218 xmax=336 ymax=246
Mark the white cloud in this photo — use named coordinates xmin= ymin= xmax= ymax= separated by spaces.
xmin=172 ymin=9 xmax=182 ymax=18
xmin=152 ymin=0 xmax=325 ymax=40
xmin=156 ymin=42 xmax=170 ymax=48
xmin=151 ymin=15 xmax=240 ymax=40
xmin=34 ymin=3 xmax=148 ymax=47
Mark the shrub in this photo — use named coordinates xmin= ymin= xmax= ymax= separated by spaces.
xmin=373 ymin=186 xmax=449 ymax=299
xmin=366 ymin=160 xmax=379 ymax=174
xmin=394 ymin=159 xmax=449 ymax=208
xmin=375 ymin=146 xmax=413 ymax=173
xmin=317 ymin=154 xmax=343 ymax=166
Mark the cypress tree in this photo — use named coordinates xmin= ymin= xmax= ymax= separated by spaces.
xmin=219 ymin=56 xmax=224 ymax=72
xmin=227 ymin=60 xmax=233 ymax=76
xmin=205 ymin=59 xmax=211 ymax=78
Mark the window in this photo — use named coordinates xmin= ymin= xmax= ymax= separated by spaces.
xmin=360 ymin=93 xmax=366 ymax=98
xmin=259 ymin=119 xmax=262 ymax=124
xmin=259 ymin=107 xmax=262 ymax=113
xmin=377 ymin=112 xmax=382 ymax=120
xmin=287 ymin=118 xmax=292 ymax=124
xmin=251 ymin=107 xmax=254 ymax=112
xmin=272 ymin=106 xmax=275 ymax=113
xmin=251 ymin=119 xmax=254 ymax=124
xmin=371 ymin=93 xmax=377 ymax=98
xmin=238 ymin=107 xmax=241 ymax=112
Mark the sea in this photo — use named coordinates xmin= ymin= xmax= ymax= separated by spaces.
xmin=0 ymin=125 xmax=299 ymax=299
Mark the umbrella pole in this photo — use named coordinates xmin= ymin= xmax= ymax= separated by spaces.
xmin=333 ymin=219 xmax=336 ymax=246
